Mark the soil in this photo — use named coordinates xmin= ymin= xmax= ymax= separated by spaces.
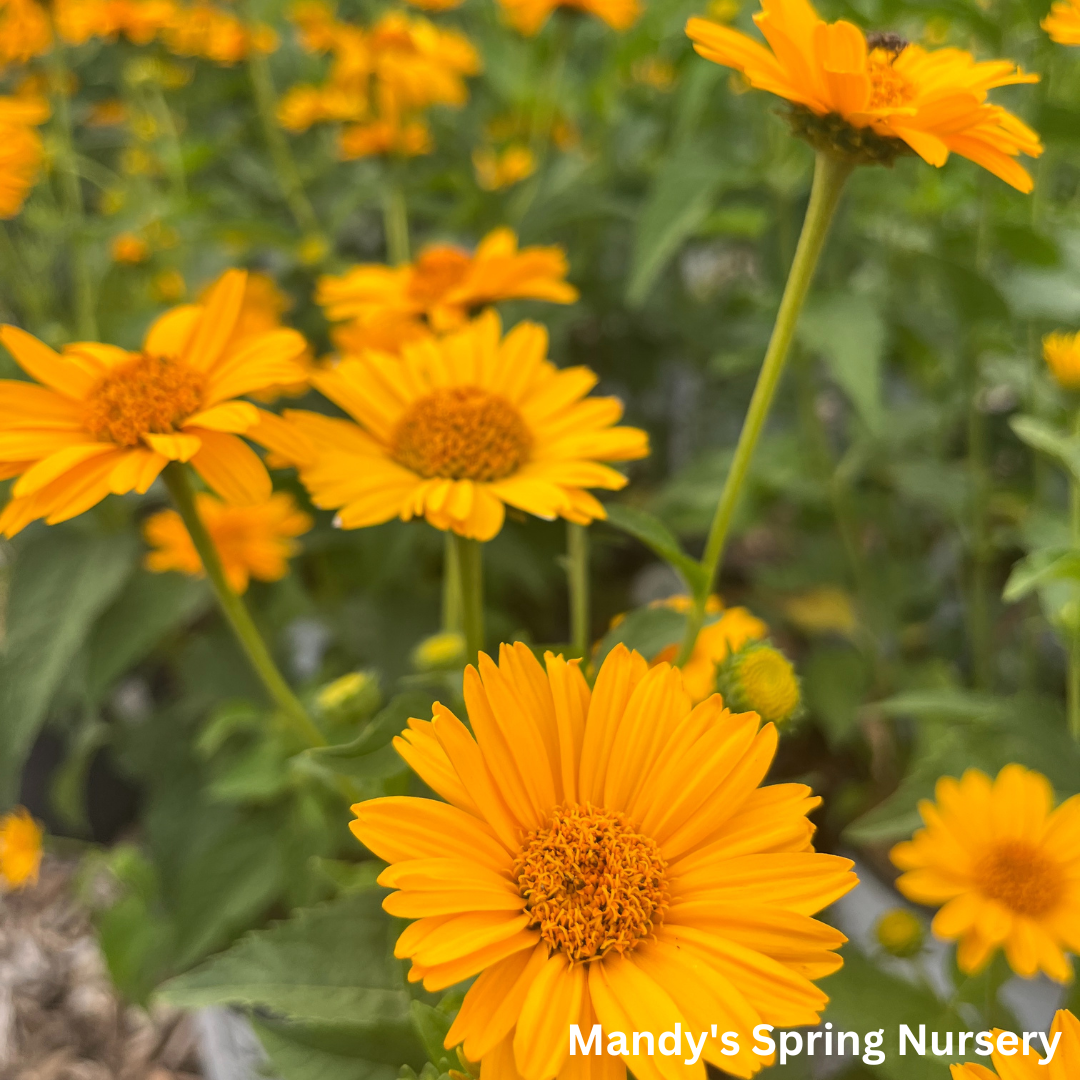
xmin=0 ymin=860 xmax=202 ymax=1080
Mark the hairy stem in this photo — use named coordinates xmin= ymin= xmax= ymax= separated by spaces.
xmin=567 ymin=521 xmax=590 ymax=659
xmin=452 ymin=534 xmax=484 ymax=662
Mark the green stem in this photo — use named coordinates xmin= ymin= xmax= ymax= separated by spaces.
xmin=162 ymin=463 xmax=325 ymax=748
xmin=148 ymin=83 xmax=187 ymax=204
xmin=452 ymin=533 xmax=484 ymax=662
xmin=1070 ymin=411 xmax=1080 ymax=740
xmin=48 ymin=43 xmax=96 ymax=339
xmin=968 ymin=377 xmax=992 ymax=690
xmin=566 ymin=522 xmax=590 ymax=659
xmin=382 ymin=172 xmax=410 ymax=265
xmin=442 ymin=530 xmax=463 ymax=635
xmin=675 ymin=151 xmax=852 ymax=664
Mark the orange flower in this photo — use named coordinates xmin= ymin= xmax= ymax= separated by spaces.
xmin=338 ymin=116 xmax=431 ymax=160
xmin=1043 ymin=330 xmax=1080 ymax=390
xmin=1044 ymin=0 xmax=1080 ymax=45
xmin=0 ymin=270 xmax=313 ymax=537
xmin=473 ymin=144 xmax=537 ymax=190
xmin=0 ymin=807 xmax=42 ymax=890
xmin=497 ymin=0 xmax=640 ymax=36
xmin=111 ymin=232 xmax=151 ymax=264
xmin=686 ymin=0 xmax=1042 ymax=191
xmin=144 ymin=490 xmax=312 ymax=593
xmin=0 ymin=0 xmax=52 ymax=69
xmin=317 ymin=227 xmax=578 ymax=355
xmin=0 ymin=94 xmax=48 ymax=220
xmin=951 ymin=1010 xmax=1080 ymax=1078
xmin=161 ymin=2 xmax=277 ymax=64
xmin=54 ymin=0 xmax=178 ymax=45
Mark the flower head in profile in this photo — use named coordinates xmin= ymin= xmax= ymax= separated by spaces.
xmin=891 ymin=765 xmax=1080 ymax=982
xmin=0 ymin=806 xmax=43 ymax=890
xmin=951 ymin=1009 xmax=1080 ymax=1079
xmin=1044 ymin=0 xmax=1080 ymax=46
xmin=497 ymin=0 xmax=640 ymax=37
xmin=0 ymin=95 xmax=48 ymax=220
xmin=286 ymin=311 xmax=648 ymax=540
xmin=317 ymin=227 xmax=578 ymax=356
xmin=686 ymin=0 xmax=1042 ymax=190
xmin=143 ymin=490 xmax=312 ymax=593
xmin=352 ymin=642 xmax=856 ymax=1080
xmin=0 ymin=270 xmax=313 ymax=537
xmin=1043 ymin=331 xmax=1080 ymax=390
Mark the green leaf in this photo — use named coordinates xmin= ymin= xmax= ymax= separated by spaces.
xmin=802 ymin=645 xmax=871 ymax=745
xmin=410 ymin=1002 xmax=453 ymax=1071
xmin=1002 ymin=546 xmax=1080 ymax=602
xmin=603 ymin=504 xmax=706 ymax=594
xmin=0 ymin=529 xmax=137 ymax=802
xmin=253 ymin=1019 xmax=405 ymax=1080
xmin=594 ymin=604 xmax=685 ymax=668
xmin=1010 ymin=415 xmax=1080 ymax=482
xmin=799 ymin=294 xmax=885 ymax=432
xmin=626 ymin=143 xmax=729 ymax=306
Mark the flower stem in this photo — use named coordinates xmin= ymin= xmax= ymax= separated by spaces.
xmin=452 ymin=534 xmax=484 ymax=661
xmin=675 ymin=151 xmax=852 ymax=665
xmin=382 ymin=171 xmax=410 ymax=265
xmin=566 ymin=521 xmax=590 ymax=658
xmin=162 ymin=463 xmax=326 ymax=748
xmin=48 ymin=42 xmax=96 ymax=340
xmin=442 ymin=530 xmax=463 ymax=635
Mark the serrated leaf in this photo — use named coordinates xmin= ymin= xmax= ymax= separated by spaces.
xmin=1010 ymin=415 xmax=1080 ymax=482
xmin=603 ymin=504 xmax=706 ymax=594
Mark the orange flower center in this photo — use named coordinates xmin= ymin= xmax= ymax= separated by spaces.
xmin=391 ymin=386 xmax=532 ymax=482
xmin=83 ymin=354 xmax=205 ymax=447
xmin=513 ymin=803 xmax=669 ymax=963
xmin=867 ymin=48 xmax=915 ymax=110
xmin=407 ymin=246 xmax=471 ymax=306
xmin=974 ymin=841 xmax=1064 ymax=918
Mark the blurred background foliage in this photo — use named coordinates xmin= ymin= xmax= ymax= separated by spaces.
xmin=4 ymin=0 xmax=1080 ymax=1072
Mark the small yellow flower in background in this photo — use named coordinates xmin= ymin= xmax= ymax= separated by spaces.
xmin=686 ymin=0 xmax=1042 ymax=190
xmin=121 ymin=146 xmax=156 ymax=176
xmin=0 ymin=95 xmax=48 ymax=220
xmin=875 ymin=908 xmax=924 ymax=958
xmin=784 ymin=585 xmax=857 ymax=636
xmin=891 ymin=764 xmax=1080 ymax=982
xmin=473 ymin=144 xmax=536 ymax=191
xmin=315 ymin=669 xmax=381 ymax=719
xmin=706 ymin=0 xmax=740 ymax=21
xmin=286 ymin=310 xmax=648 ymax=540
xmin=111 ymin=232 xmax=151 ymax=264
xmin=0 ymin=270 xmax=313 ymax=537
xmin=150 ymin=266 xmax=186 ymax=300
xmin=353 ymin=642 xmax=856 ymax=1078
xmin=412 ymin=630 xmax=466 ymax=670
xmin=161 ymin=3 xmax=277 ymax=64
xmin=317 ymin=226 xmax=578 ymax=355
xmin=86 ymin=98 xmax=129 ymax=126
xmin=143 ymin=491 xmax=312 ymax=593
xmin=403 ymin=0 xmax=462 ymax=10
xmin=1044 ymin=0 xmax=1080 ymax=45
xmin=338 ymin=117 xmax=432 ymax=160
xmin=1043 ymin=330 xmax=1080 ymax=390
xmin=716 ymin=641 xmax=802 ymax=726
xmin=0 ymin=807 xmax=43 ymax=891
xmin=497 ymin=0 xmax=641 ymax=36
xmin=631 ymin=56 xmax=678 ymax=91
xmin=950 ymin=1009 xmax=1080 ymax=1078
xmin=646 ymin=594 xmax=767 ymax=703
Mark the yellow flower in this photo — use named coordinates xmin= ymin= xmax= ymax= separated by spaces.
xmin=950 ymin=1010 xmax=1080 ymax=1078
xmin=54 ymin=0 xmax=177 ymax=46
xmin=317 ymin=227 xmax=579 ymax=354
xmin=352 ymin=642 xmax=856 ymax=1079
xmin=716 ymin=642 xmax=802 ymax=726
xmin=0 ymin=0 xmax=52 ymax=69
xmin=1043 ymin=331 xmax=1080 ymax=390
xmin=0 ymin=806 xmax=43 ymax=890
xmin=685 ymin=0 xmax=1042 ymax=190
xmin=646 ymin=595 xmax=767 ymax=704
xmin=160 ymin=2 xmax=277 ymax=64
xmin=86 ymin=98 xmax=129 ymax=126
xmin=111 ymin=232 xmax=151 ymax=264
xmin=0 ymin=270 xmax=313 ymax=537
xmin=497 ymin=0 xmax=641 ymax=36
xmin=1044 ymin=0 xmax=1080 ymax=45
xmin=413 ymin=630 xmax=466 ymax=670
xmin=0 ymin=95 xmax=48 ymax=220
xmin=632 ymin=57 xmax=678 ymax=91
xmin=338 ymin=116 xmax=432 ymax=160
xmin=473 ymin=144 xmax=537 ymax=191
xmin=875 ymin=908 xmax=924 ymax=958
xmin=891 ymin=764 xmax=1080 ymax=982
xmin=783 ymin=585 xmax=857 ymax=636
xmin=150 ymin=266 xmax=186 ymax=300
xmin=143 ymin=491 xmax=312 ymax=593
xmin=316 ymin=669 xmax=380 ymax=715
xmin=286 ymin=310 xmax=648 ymax=540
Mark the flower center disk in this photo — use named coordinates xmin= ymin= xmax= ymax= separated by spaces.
xmin=867 ymin=47 xmax=915 ymax=110
xmin=512 ymin=803 xmax=669 ymax=963
xmin=391 ymin=386 xmax=532 ymax=482
xmin=84 ymin=354 xmax=205 ymax=447
xmin=974 ymin=840 xmax=1064 ymax=918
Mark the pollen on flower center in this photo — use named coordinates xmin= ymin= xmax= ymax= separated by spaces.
xmin=407 ymin=247 xmax=471 ymax=305
xmin=974 ymin=841 xmax=1064 ymax=918
xmin=83 ymin=354 xmax=205 ymax=447
xmin=867 ymin=47 xmax=915 ymax=110
xmin=512 ymin=803 xmax=669 ymax=964
xmin=391 ymin=386 xmax=532 ymax=482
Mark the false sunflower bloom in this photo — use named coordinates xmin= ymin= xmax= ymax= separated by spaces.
xmin=0 ymin=270 xmax=313 ymax=537
xmin=0 ymin=95 xmax=48 ymax=219
xmin=950 ymin=1009 xmax=1080 ymax=1079
xmin=497 ymin=0 xmax=640 ymax=36
xmin=0 ymin=0 xmax=52 ymax=68
xmin=286 ymin=311 xmax=648 ymax=539
xmin=1044 ymin=0 xmax=1080 ymax=46
xmin=143 ymin=490 xmax=312 ymax=594
xmin=318 ymin=227 xmax=578 ymax=356
xmin=891 ymin=764 xmax=1080 ymax=982
xmin=685 ymin=0 xmax=1042 ymax=190
xmin=0 ymin=806 xmax=43 ymax=890
xmin=352 ymin=643 xmax=857 ymax=1080
xmin=1043 ymin=330 xmax=1080 ymax=390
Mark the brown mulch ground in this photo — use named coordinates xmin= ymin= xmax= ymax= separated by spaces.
xmin=0 ymin=860 xmax=203 ymax=1080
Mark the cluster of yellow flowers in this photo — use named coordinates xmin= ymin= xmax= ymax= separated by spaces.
xmin=278 ymin=1 xmax=479 ymax=161
xmin=0 ymin=92 xmax=48 ymax=219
